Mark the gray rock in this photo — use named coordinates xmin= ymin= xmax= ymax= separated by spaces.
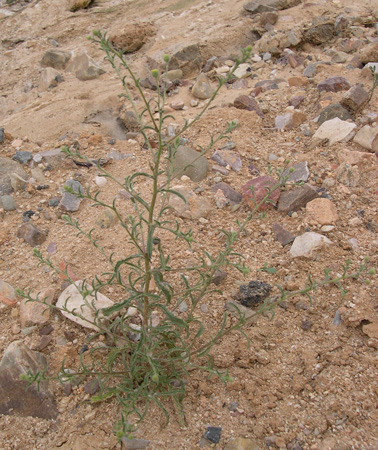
xmin=278 ymin=184 xmax=318 ymax=212
xmin=212 ymin=182 xmax=242 ymax=204
xmin=67 ymin=51 xmax=105 ymax=81
xmin=17 ymin=223 xmax=47 ymax=246
xmin=41 ymin=49 xmax=71 ymax=70
xmin=172 ymin=146 xmax=209 ymax=182
xmin=211 ymin=270 xmax=227 ymax=286
xmin=34 ymin=148 xmax=66 ymax=168
xmin=60 ymin=179 xmax=84 ymax=212
xmin=237 ymin=281 xmax=271 ymax=307
xmin=0 ymin=128 xmax=4 ymax=144
xmin=0 ymin=194 xmax=17 ymax=211
xmin=121 ymin=438 xmax=151 ymax=450
xmin=272 ymin=223 xmax=295 ymax=246
xmin=303 ymin=63 xmax=317 ymax=78
xmin=83 ymin=378 xmax=100 ymax=395
xmin=12 ymin=151 xmax=32 ymax=165
xmin=290 ymin=232 xmax=333 ymax=258
xmin=0 ymin=340 xmax=57 ymax=419
xmin=168 ymin=43 xmax=202 ymax=77
xmin=192 ymin=74 xmax=212 ymax=100
xmin=212 ymin=149 xmax=242 ymax=172
xmin=243 ymin=0 xmax=301 ymax=15
xmin=341 ymin=85 xmax=370 ymax=113
xmin=0 ymin=157 xmax=28 ymax=195
xmin=318 ymin=104 xmax=353 ymax=126
xmin=39 ymin=67 xmax=64 ymax=91
xmin=283 ymin=161 xmax=309 ymax=182
xmin=204 ymin=426 xmax=222 ymax=444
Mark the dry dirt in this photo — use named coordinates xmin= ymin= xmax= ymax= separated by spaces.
xmin=0 ymin=0 xmax=378 ymax=449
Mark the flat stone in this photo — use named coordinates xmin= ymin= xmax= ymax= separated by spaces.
xmin=232 ymin=79 xmax=249 ymax=89
xmin=0 ymin=157 xmax=28 ymax=195
xmin=272 ymin=223 xmax=295 ymax=246
xmin=20 ymin=287 xmax=55 ymax=328
xmin=335 ymin=163 xmax=360 ymax=187
xmin=341 ymin=85 xmax=369 ymax=113
xmin=67 ymin=51 xmax=105 ymax=81
xmin=168 ymin=186 xmax=211 ymax=220
xmin=290 ymin=232 xmax=333 ymax=258
xmin=278 ymin=184 xmax=318 ymax=212
xmin=233 ymin=95 xmax=264 ymax=117
xmin=237 ymin=281 xmax=271 ymax=307
xmin=17 ymin=223 xmax=47 ymax=246
xmin=0 ymin=340 xmax=57 ymax=419
xmin=233 ymin=64 xmax=253 ymax=79
xmin=283 ymin=161 xmax=309 ymax=182
xmin=288 ymin=95 xmax=304 ymax=108
xmin=313 ymin=118 xmax=356 ymax=146
xmin=56 ymin=281 xmax=114 ymax=331
xmin=41 ymin=49 xmax=71 ymax=70
xmin=212 ymin=182 xmax=242 ymax=204
xmin=212 ymin=149 xmax=242 ymax=172
xmin=34 ymin=148 xmax=66 ymax=168
xmin=338 ymin=149 xmax=376 ymax=166
xmin=305 ymin=198 xmax=338 ymax=225
xmin=318 ymin=104 xmax=353 ymax=126
xmin=243 ymin=0 xmax=301 ymax=15
xmin=12 ymin=151 xmax=32 ymax=165
xmin=192 ymin=74 xmax=212 ymax=99
xmin=275 ymin=111 xmax=306 ymax=130
xmin=121 ymin=438 xmax=151 ymax=450
xmin=0 ymin=194 xmax=17 ymax=211
xmin=353 ymin=125 xmax=378 ymax=151
xmin=224 ymin=437 xmax=260 ymax=450
xmin=242 ymin=176 xmax=280 ymax=211
xmin=110 ymin=22 xmax=155 ymax=54
xmin=39 ymin=67 xmax=64 ymax=91
xmin=167 ymin=43 xmax=202 ymax=78
xmin=317 ymin=76 xmax=351 ymax=93
xmin=172 ymin=146 xmax=209 ymax=182
xmin=60 ymin=179 xmax=84 ymax=212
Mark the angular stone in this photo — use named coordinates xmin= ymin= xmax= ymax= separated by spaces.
xmin=305 ymin=18 xmax=335 ymax=45
xmin=283 ymin=161 xmax=309 ymax=182
xmin=56 ymin=281 xmax=114 ymax=330
xmin=242 ymin=176 xmax=280 ymax=210
xmin=212 ymin=149 xmax=242 ymax=172
xmin=214 ymin=189 xmax=229 ymax=208
xmin=168 ymin=43 xmax=202 ymax=78
xmin=275 ymin=111 xmax=306 ymax=130
xmin=67 ymin=51 xmax=105 ymax=81
xmin=353 ymin=125 xmax=378 ymax=151
xmin=238 ymin=281 xmax=271 ymax=307
xmin=119 ymin=110 xmax=141 ymax=132
xmin=211 ymin=270 xmax=227 ymax=286
xmin=192 ymin=74 xmax=212 ymax=100
xmin=0 ymin=157 xmax=28 ymax=195
xmin=317 ymin=77 xmax=351 ymax=93
xmin=172 ymin=146 xmax=209 ymax=182
xmin=17 ymin=223 xmax=47 ymax=246
xmin=0 ymin=194 xmax=17 ymax=211
xmin=41 ymin=49 xmax=71 ymax=70
xmin=69 ymin=0 xmax=92 ymax=11
xmin=318 ymin=104 xmax=353 ymax=126
xmin=360 ymin=42 xmax=378 ymax=64
xmin=34 ymin=148 xmax=66 ymax=168
xmin=233 ymin=64 xmax=252 ymax=79
xmin=305 ymin=198 xmax=338 ymax=225
xmin=233 ymin=95 xmax=264 ymax=117
xmin=110 ymin=22 xmax=155 ymax=54
xmin=212 ymin=182 xmax=242 ymax=204
xmin=39 ymin=67 xmax=64 ymax=91
xmin=224 ymin=437 xmax=260 ymax=450
xmin=338 ymin=149 xmax=376 ymax=166
xmin=83 ymin=378 xmax=100 ymax=395
xmin=335 ymin=163 xmax=360 ymax=187
xmin=60 ymin=180 xmax=84 ymax=212
xmin=278 ymin=184 xmax=318 ymax=212
xmin=204 ymin=426 xmax=222 ymax=444
xmin=20 ymin=288 xmax=55 ymax=328
xmin=168 ymin=186 xmax=211 ymax=220
xmin=290 ymin=232 xmax=333 ymax=258
xmin=121 ymin=438 xmax=151 ymax=450
xmin=0 ymin=341 xmax=57 ymax=419
xmin=313 ymin=118 xmax=356 ymax=146
xmin=341 ymin=85 xmax=370 ymax=113
xmin=288 ymin=95 xmax=304 ymax=108
xmin=362 ymin=323 xmax=378 ymax=339
xmin=12 ymin=151 xmax=32 ymax=165
xmin=243 ymin=0 xmax=301 ymax=15
xmin=272 ymin=223 xmax=295 ymax=246
xmin=0 ymin=279 xmax=17 ymax=309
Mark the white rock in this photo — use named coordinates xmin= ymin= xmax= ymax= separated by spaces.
xmin=353 ymin=125 xmax=378 ymax=151
xmin=313 ymin=118 xmax=356 ymax=145
xmin=290 ymin=232 xmax=333 ymax=258
xmin=56 ymin=281 xmax=113 ymax=330
xmin=233 ymin=63 xmax=252 ymax=79
xmin=95 ymin=175 xmax=107 ymax=187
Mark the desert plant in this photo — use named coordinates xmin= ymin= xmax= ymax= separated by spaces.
xmin=18 ymin=32 xmax=376 ymax=440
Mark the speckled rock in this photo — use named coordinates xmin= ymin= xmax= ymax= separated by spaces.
xmin=17 ymin=223 xmax=47 ymax=246
xmin=318 ymin=104 xmax=353 ymax=126
xmin=110 ymin=22 xmax=156 ymax=54
xmin=237 ymin=281 xmax=271 ymax=307
xmin=41 ymin=49 xmax=71 ymax=70
xmin=317 ymin=76 xmax=351 ymax=93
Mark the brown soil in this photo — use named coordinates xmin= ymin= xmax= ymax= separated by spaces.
xmin=0 ymin=0 xmax=378 ymax=449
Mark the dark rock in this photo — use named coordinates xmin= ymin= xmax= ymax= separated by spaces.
xmin=212 ymin=149 xmax=242 ymax=172
xmin=301 ymin=320 xmax=313 ymax=330
xmin=37 ymin=335 xmax=53 ymax=351
xmin=48 ymin=197 xmax=60 ymax=207
xmin=0 ymin=128 xmax=4 ymax=144
xmin=0 ymin=340 xmax=57 ymax=419
xmin=211 ymin=270 xmax=227 ymax=286
xmin=278 ymin=184 xmax=318 ymax=213
xmin=0 ymin=195 xmax=17 ymax=211
xmin=12 ymin=151 xmax=32 ymax=165
xmin=212 ymin=182 xmax=242 ymax=204
xmin=41 ymin=49 xmax=71 ymax=70
xmin=233 ymin=95 xmax=264 ymax=117
xmin=238 ymin=281 xmax=271 ymax=307
xmin=317 ymin=76 xmax=351 ymax=93
xmin=39 ymin=324 xmax=54 ymax=336
xmin=288 ymin=95 xmax=305 ymax=108
xmin=242 ymin=176 xmax=280 ymax=211
xmin=172 ymin=146 xmax=209 ymax=182
xmin=83 ymin=378 xmax=100 ymax=395
xmin=341 ymin=85 xmax=370 ymax=113
xmin=59 ymin=179 xmax=84 ymax=212
xmin=17 ymin=223 xmax=47 ymax=246
xmin=22 ymin=210 xmax=35 ymax=221
xmin=0 ymin=157 xmax=28 ymax=195
xmin=272 ymin=223 xmax=295 ymax=246
xmin=305 ymin=18 xmax=335 ymax=45
xmin=204 ymin=426 xmax=222 ymax=444
xmin=318 ymin=104 xmax=353 ymax=125
xmin=121 ymin=438 xmax=151 ymax=450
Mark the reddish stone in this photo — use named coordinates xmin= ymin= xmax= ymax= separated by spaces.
xmin=233 ymin=95 xmax=264 ymax=118
xmin=288 ymin=95 xmax=305 ymax=108
xmin=242 ymin=176 xmax=280 ymax=211
xmin=317 ymin=76 xmax=351 ymax=93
